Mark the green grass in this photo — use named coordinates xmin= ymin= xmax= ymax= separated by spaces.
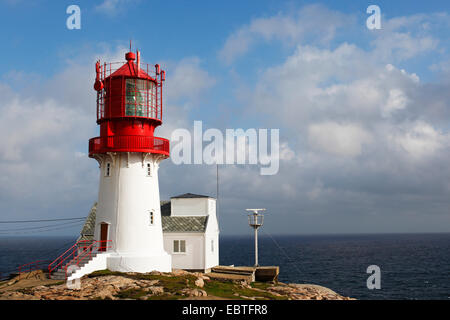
xmin=202 ymin=280 xmax=285 ymax=300
xmin=90 ymin=270 xmax=198 ymax=299
xmin=146 ymin=294 xmax=180 ymax=300
xmin=114 ymin=288 xmax=148 ymax=299
xmin=85 ymin=270 xmax=286 ymax=300
xmin=251 ymin=282 xmax=275 ymax=290
xmin=87 ymin=270 xmax=124 ymax=278
xmin=87 ymin=270 xmax=196 ymax=291
xmin=137 ymin=274 xmax=197 ymax=293
xmin=202 ymin=280 xmax=244 ymax=299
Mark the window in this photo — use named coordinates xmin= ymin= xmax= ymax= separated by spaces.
xmin=149 ymin=211 xmax=154 ymax=225
xmin=146 ymin=163 xmax=152 ymax=177
xmin=125 ymin=79 xmax=145 ymax=116
xmin=125 ymin=79 xmax=156 ymax=117
xmin=211 ymin=239 xmax=214 ymax=252
xmin=105 ymin=162 xmax=111 ymax=177
xmin=173 ymin=240 xmax=186 ymax=253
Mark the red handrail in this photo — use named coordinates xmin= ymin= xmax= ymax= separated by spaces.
xmin=48 ymin=240 xmax=94 ymax=275
xmin=63 ymin=240 xmax=112 ymax=279
xmin=18 ymin=260 xmax=52 ymax=274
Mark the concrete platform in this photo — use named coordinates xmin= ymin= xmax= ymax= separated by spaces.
xmin=206 ymin=265 xmax=279 ymax=283
xmin=255 ymin=266 xmax=279 ymax=282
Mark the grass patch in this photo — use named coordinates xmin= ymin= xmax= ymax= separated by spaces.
xmin=203 ymin=280 xmax=286 ymax=300
xmin=86 ymin=269 xmax=197 ymax=293
xmin=251 ymin=282 xmax=275 ymax=290
xmin=87 ymin=270 xmax=124 ymax=278
xmin=235 ymin=286 xmax=285 ymax=300
xmin=114 ymin=288 xmax=148 ymax=299
xmin=91 ymin=271 xmax=198 ymax=299
xmin=146 ymin=294 xmax=180 ymax=300
xmin=84 ymin=270 xmax=285 ymax=300
xmin=135 ymin=274 xmax=197 ymax=293
xmin=203 ymin=280 xmax=244 ymax=299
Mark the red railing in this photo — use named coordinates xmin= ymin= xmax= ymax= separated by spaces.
xmin=48 ymin=240 xmax=92 ymax=276
xmin=47 ymin=240 xmax=111 ymax=278
xmin=96 ymin=61 xmax=163 ymax=123
xmin=89 ymin=135 xmax=170 ymax=156
xmin=62 ymin=240 xmax=112 ymax=279
xmin=97 ymin=61 xmax=159 ymax=81
xmin=18 ymin=260 xmax=52 ymax=274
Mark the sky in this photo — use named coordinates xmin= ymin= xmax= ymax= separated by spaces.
xmin=1 ymin=0 xmax=450 ymax=236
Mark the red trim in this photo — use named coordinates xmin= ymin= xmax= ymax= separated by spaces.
xmin=48 ymin=240 xmax=112 ymax=279
xmin=89 ymin=135 xmax=170 ymax=157
xmin=18 ymin=260 xmax=52 ymax=274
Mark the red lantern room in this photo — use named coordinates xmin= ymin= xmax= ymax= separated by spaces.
xmin=88 ymin=50 xmax=169 ymax=157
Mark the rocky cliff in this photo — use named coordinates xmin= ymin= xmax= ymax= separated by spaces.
xmin=0 ymin=269 xmax=353 ymax=300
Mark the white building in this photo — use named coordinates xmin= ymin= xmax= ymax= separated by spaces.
xmin=79 ymin=193 xmax=219 ymax=273
xmin=161 ymin=193 xmax=219 ymax=272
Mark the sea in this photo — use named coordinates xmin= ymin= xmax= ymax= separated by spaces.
xmin=0 ymin=233 xmax=449 ymax=300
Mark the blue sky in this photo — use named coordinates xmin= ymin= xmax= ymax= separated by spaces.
xmin=1 ymin=1 xmax=448 ymax=71
xmin=1 ymin=0 xmax=450 ymax=237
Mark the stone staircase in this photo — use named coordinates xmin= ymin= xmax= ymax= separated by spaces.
xmin=50 ymin=252 xmax=98 ymax=280
xmin=47 ymin=240 xmax=111 ymax=281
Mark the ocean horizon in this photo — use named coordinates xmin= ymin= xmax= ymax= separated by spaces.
xmin=1 ymin=232 xmax=449 ymax=300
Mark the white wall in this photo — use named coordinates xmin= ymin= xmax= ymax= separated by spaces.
xmin=171 ymin=198 xmax=210 ymax=216
xmin=67 ymin=253 xmax=110 ymax=281
xmin=93 ymin=152 xmax=171 ymax=272
xmin=163 ymin=233 xmax=204 ymax=270
xmin=204 ymin=199 xmax=220 ymax=269
xmin=164 ymin=197 xmax=219 ymax=271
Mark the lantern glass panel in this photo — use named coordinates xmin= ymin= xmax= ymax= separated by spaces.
xmin=125 ymin=78 xmax=155 ymax=117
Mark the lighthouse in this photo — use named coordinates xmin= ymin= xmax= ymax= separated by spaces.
xmin=88 ymin=49 xmax=172 ymax=273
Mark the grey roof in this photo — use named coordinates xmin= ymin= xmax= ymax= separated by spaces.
xmin=161 ymin=216 xmax=208 ymax=233
xmin=171 ymin=193 xmax=213 ymax=199
xmin=77 ymin=203 xmax=97 ymax=241
xmin=78 ymin=201 xmax=208 ymax=239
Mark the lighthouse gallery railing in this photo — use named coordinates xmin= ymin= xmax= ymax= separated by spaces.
xmin=89 ymin=135 xmax=169 ymax=156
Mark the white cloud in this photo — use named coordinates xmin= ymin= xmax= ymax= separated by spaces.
xmin=0 ymin=45 xmax=215 ymax=227
xmin=95 ymin=0 xmax=138 ymax=15
xmin=218 ymin=7 xmax=450 ymax=233
xmin=368 ymin=13 xmax=448 ymax=62
xmin=164 ymin=57 xmax=216 ymax=101
xmin=218 ymin=4 xmax=352 ymax=64
xmin=382 ymin=88 xmax=409 ymax=117
xmin=279 ymin=142 xmax=296 ymax=161
xmin=391 ymin=122 xmax=448 ymax=160
xmin=250 ymin=43 xmax=421 ymax=129
xmin=308 ymin=122 xmax=372 ymax=157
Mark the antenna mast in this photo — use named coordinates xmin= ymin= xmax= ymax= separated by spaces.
xmin=245 ymin=208 xmax=266 ymax=267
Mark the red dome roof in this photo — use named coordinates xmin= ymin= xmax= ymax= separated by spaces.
xmin=108 ymin=60 xmax=154 ymax=80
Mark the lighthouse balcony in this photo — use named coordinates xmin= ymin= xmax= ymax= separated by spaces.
xmin=89 ymin=135 xmax=170 ymax=157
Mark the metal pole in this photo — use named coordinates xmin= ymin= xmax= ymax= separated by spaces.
xmin=216 ymin=164 xmax=219 ymax=222
xmin=254 ymin=225 xmax=259 ymax=267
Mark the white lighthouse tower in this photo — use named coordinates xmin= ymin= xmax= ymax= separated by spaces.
xmin=87 ymin=49 xmax=172 ymax=272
